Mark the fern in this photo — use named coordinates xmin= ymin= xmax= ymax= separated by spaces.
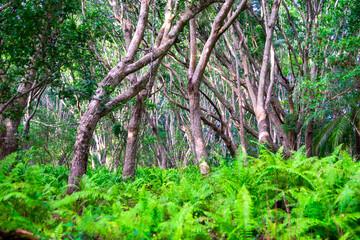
xmin=229 ymin=185 xmax=253 ymax=239
xmin=0 ymin=148 xmax=359 ymax=239
xmin=52 ymin=222 xmax=63 ymax=240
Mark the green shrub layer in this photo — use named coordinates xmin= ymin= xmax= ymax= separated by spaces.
xmin=0 ymin=147 xmax=359 ymax=239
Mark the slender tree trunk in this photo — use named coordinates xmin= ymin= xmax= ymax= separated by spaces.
xmin=186 ymin=18 xmax=209 ymax=172
xmin=66 ymin=0 xmax=228 ymax=193
xmin=237 ymin=85 xmax=247 ymax=155
xmin=146 ymin=112 xmax=168 ymax=169
xmin=122 ymin=95 xmax=144 ymax=180
xmin=187 ymin=86 xmax=208 ymax=164
xmin=256 ymin=106 xmax=273 ymax=145
xmin=113 ymin=144 xmax=124 ymax=173
xmin=186 ymin=0 xmax=247 ymax=173
xmin=354 ymin=124 xmax=360 ymax=162
xmin=121 ymin=55 xmax=163 ymax=180
xmin=229 ymin=26 xmax=247 ymax=155
xmin=305 ymin=121 xmax=313 ymax=157
xmin=23 ymin=86 xmax=46 ymax=136
xmin=242 ymin=0 xmax=281 ymax=150
xmin=305 ymin=50 xmax=318 ymax=157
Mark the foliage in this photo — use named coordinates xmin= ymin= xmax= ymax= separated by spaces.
xmin=0 ymin=148 xmax=359 ymax=239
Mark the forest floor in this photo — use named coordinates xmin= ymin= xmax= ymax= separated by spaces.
xmin=0 ymin=148 xmax=359 ymax=239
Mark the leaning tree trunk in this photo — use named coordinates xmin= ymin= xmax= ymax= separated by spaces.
xmin=67 ymin=100 xmax=102 ymax=195
xmin=66 ymin=0 xmax=225 ymax=194
xmin=185 ymin=0 xmax=247 ymax=173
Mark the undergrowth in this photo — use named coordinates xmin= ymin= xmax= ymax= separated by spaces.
xmin=0 ymin=146 xmax=359 ymax=239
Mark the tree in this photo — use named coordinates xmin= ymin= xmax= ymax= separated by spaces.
xmin=0 ymin=0 xmax=79 ymax=160
xmin=67 ymin=0 xmax=222 ymax=194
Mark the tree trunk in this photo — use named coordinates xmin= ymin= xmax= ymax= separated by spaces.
xmin=146 ymin=112 xmax=168 ymax=169
xmin=185 ymin=0 xmax=247 ymax=172
xmin=256 ymin=107 xmax=272 ymax=145
xmin=237 ymin=88 xmax=247 ymax=155
xmin=230 ymin=25 xmax=247 ymax=155
xmin=0 ymin=57 xmax=39 ymax=160
xmin=186 ymin=18 xmax=209 ymax=173
xmin=0 ymin=83 xmax=32 ymax=160
xmin=181 ymin=124 xmax=196 ymax=164
xmin=305 ymin=121 xmax=314 ymax=157
xmin=0 ymin=118 xmax=21 ymax=160
xmin=122 ymin=95 xmax=144 ymax=181
xmin=67 ymin=100 xmax=102 ymax=195
xmin=354 ymin=127 xmax=360 ymax=162
xmin=187 ymin=86 xmax=208 ymax=164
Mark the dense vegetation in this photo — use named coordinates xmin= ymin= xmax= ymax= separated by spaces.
xmin=1 ymin=0 xmax=359 ymax=238
xmin=1 ymin=148 xmax=359 ymax=239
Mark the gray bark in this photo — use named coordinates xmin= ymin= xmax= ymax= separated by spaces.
xmin=187 ymin=0 xmax=247 ymax=171
xmin=122 ymin=94 xmax=144 ymax=181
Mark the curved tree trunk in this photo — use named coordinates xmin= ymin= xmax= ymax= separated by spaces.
xmin=185 ymin=0 xmax=247 ymax=173
xmin=66 ymin=0 xmax=225 ymax=194
xmin=67 ymin=100 xmax=102 ymax=195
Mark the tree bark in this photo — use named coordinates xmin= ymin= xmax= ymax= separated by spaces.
xmin=187 ymin=0 xmax=247 ymax=171
xmin=67 ymin=101 xmax=102 ymax=195
xmin=229 ymin=26 xmax=247 ymax=155
xmin=122 ymin=94 xmax=144 ymax=181
xmin=1 ymin=2 xmax=65 ymax=160
xmin=305 ymin=120 xmax=313 ymax=157
xmin=121 ymin=0 xmax=176 ymax=178
xmin=67 ymin=0 xmax=150 ymax=193
xmin=0 ymin=81 xmax=34 ymax=160
xmin=236 ymin=0 xmax=281 ymax=151
xmin=187 ymin=86 xmax=208 ymax=164
xmin=187 ymin=17 xmax=208 ymax=165
xmin=256 ymin=1 xmax=280 ymax=147
xmin=0 ymin=118 xmax=21 ymax=160
xmin=146 ymin=112 xmax=169 ymax=169
xmin=354 ymin=127 xmax=360 ymax=162
xmin=66 ymin=0 xmax=224 ymax=193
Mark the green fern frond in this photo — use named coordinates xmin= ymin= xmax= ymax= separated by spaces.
xmin=52 ymin=222 xmax=63 ymax=240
